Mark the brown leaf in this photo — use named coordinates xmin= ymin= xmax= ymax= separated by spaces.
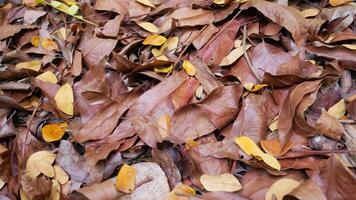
xmin=315 ymin=109 xmax=345 ymax=140
xmin=171 ymin=7 xmax=214 ymax=27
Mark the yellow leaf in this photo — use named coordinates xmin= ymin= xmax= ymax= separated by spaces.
xmin=244 ymin=83 xmax=268 ymax=92
xmin=182 ymin=60 xmax=196 ymax=76
xmin=36 ymin=71 xmax=58 ymax=83
xmin=268 ymin=116 xmax=278 ymax=131
xmin=154 ymin=65 xmax=173 ymax=73
xmin=30 ymin=96 xmax=40 ymax=107
xmin=31 ymin=36 xmax=40 ymax=47
xmin=137 ymin=22 xmax=160 ymax=33
xmin=42 ymin=122 xmax=67 ymax=142
xmin=169 ymin=183 xmax=196 ymax=200
xmin=220 ymin=44 xmax=251 ymax=66
xmin=116 ymin=164 xmax=136 ymax=193
xmin=54 ymin=83 xmax=74 ymax=115
xmin=151 ymin=48 xmax=169 ymax=61
xmin=200 ymin=173 xmax=242 ymax=192
xmin=26 ymin=151 xmax=56 ymax=179
xmin=41 ymin=38 xmax=59 ymax=51
xmin=20 ymin=188 xmax=29 ymax=200
xmin=50 ymin=180 xmax=60 ymax=200
xmin=195 ymin=86 xmax=204 ymax=99
xmin=0 ymin=144 xmax=7 ymax=154
xmin=63 ymin=0 xmax=76 ymax=6
xmin=265 ymin=179 xmax=301 ymax=200
xmin=327 ymin=99 xmax=346 ymax=119
xmin=157 ymin=114 xmax=170 ymax=139
xmin=136 ymin=0 xmax=155 ymax=7
xmin=16 ymin=60 xmax=41 ymax=72
xmin=213 ymin=0 xmax=226 ymax=5
xmin=235 ymin=136 xmax=281 ymax=171
xmin=54 ymin=165 xmax=69 ymax=184
xmin=160 ymin=36 xmax=179 ymax=53
xmin=0 ymin=179 xmax=5 ymax=190
xmin=67 ymin=4 xmax=79 ymax=15
xmin=143 ymin=34 xmax=167 ymax=46
xmin=329 ymin=0 xmax=353 ymax=7
xmin=342 ymin=44 xmax=356 ymax=50
xmin=301 ymin=8 xmax=320 ymax=18
xmin=186 ymin=139 xmax=199 ymax=149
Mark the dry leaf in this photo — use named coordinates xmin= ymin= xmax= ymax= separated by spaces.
xmin=26 ymin=151 xmax=56 ymax=179
xmin=235 ymin=136 xmax=281 ymax=170
xmin=182 ymin=60 xmax=196 ymax=76
xmin=154 ymin=65 xmax=173 ymax=73
xmin=220 ymin=44 xmax=252 ymax=66
xmin=342 ymin=44 xmax=356 ymax=50
xmin=200 ymin=173 xmax=242 ymax=192
xmin=54 ymin=83 xmax=74 ymax=115
xmin=152 ymin=48 xmax=169 ymax=61
xmin=42 ymin=122 xmax=67 ymax=142
xmin=186 ymin=139 xmax=199 ymax=149
xmin=213 ymin=0 xmax=226 ymax=5
xmin=329 ymin=0 xmax=353 ymax=7
xmin=20 ymin=188 xmax=29 ymax=200
xmin=269 ymin=116 xmax=278 ymax=131
xmin=136 ymin=0 xmax=155 ymax=7
xmin=36 ymin=71 xmax=58 ymax=84
xmin=160 ymin=36 xmax=179 ymax=53
xmin=169 ymin=183 xmax=196 ymax=200
xmin=0 ymin=179 xmax=5 ymax=190
xmin=116 ymin=164 xmax=136 ymax=193
xmin=137 ymin=22 xmax=159 ymax=33
xmin=244 ymin=83 xmax=268 ymax=92
xmin=41 ymin=38 xmax=59 ymax=51
xmin=143 ymin=34 xmax=167 ymax=46
xmin=16 ymin=60 xmax=41 ymax=72
xmin=157 ymin=114 xmax=170 ymax=139
xmin=301 ymin=8 xmax=320 ymax=18
xmin=327 ymin=99 xmax=346 ymax=119
xmin=54 ymin=165 xmax=69 ymax=185
xmin=265 ymin=179 xmax=301 ymax=200
xmin=49 ymin=180 xmax=60 ymax=200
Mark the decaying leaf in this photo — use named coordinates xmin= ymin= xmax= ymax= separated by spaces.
xmin=42 ymin=122 xmax=67 ymax=142
xmin=265 ymin=178 xmax=301 ymax=200
xmin=54 ymin=83 xmax=74 ymax=115
xmin=26 ymin=151 xmax=56 ymax=179
xmin=200 ymin=173 xmax=242 ymax=192
xmin=116 ymin=164 xmax=136 ymax=193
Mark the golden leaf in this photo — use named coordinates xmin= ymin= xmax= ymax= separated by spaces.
xmin=31 ymin=36 xmax=40 ymax=47
xmin=41 ymin=38 xmax=59 ymax=51
xmin=136 ymin=0 xmax=155 ymax=7
xmin=157 ymin=114 xmax=170 ymax=139
xmin=169 ymin=183 xmax=196 ymax=200
xmin=116 ymin=164 xmax=136 ymax=193
xmin=200 ymin=173 xmax=242 ymax=192
xmin=54 ymin=165 xmax=69 ymax=184
xmin=137 ymin=22 xmax=159 ymax=33
xmin=143 ymin=34 xmax=167 ymax=46
xmin=42 ymin=122 xmax=67 ymax=142
xmin=244 ymin=83 xmax=268 ymax=92
xmin=20 ymin=188 xmax=29 ymax=200
xmin=151 ymin=48 xmax=169 ymax=61
xmin=50 ymin=180 xmax=60 ymax=200
xmin=186 ymin=139 xmax=199 ymax=149
xmin=154 ymin=65 xmax=173 ymax=73
xmin=160 ymin=36 xmax=179 ymax=53
xmin=36 ymin=71 xmax=58 ymax=84
xmin=265 ymin=179 xmax=301 ymax=200
xmin=54 ymin=83 xmax=74 ymax=115
xmin=182 ymin=60 xmax=196 ymax=76
xmin=329 ymin=0 xmax=353 ymax=7
xmin=327 ymin=99 xmax=346 ymax=119
xmin=16 ymin=60 xmax=41 ymax=72
xmin=213 ymin=0 xmax=226 ymax=5
xmin=235 ymin=136 xmax=281 ymax=170
xmin=26 ymin=151 xmax=56 ymax=179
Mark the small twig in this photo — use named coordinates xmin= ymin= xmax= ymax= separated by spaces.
xmin=22 ymin=104 xmax=39 ymax=158
xmin=0 ymin=82 xmax=31 ymax=91
xmin=242 ymin=25 xmax=262 ymax=81
xmin=0 ymin=110 xmax=16 ymax=133
xmin=135 ymin=176 xmax=153 ymax=188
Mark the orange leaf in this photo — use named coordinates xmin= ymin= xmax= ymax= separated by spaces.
xmin=42 ymin=122 xmax=67 ymax=142
xmin=116 ymin=164 xmax=136 ymax=193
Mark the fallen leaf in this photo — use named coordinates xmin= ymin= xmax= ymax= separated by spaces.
xmin=116 ymin=164 xmax=136 ymax=193
xmin=26 ymin=151 xmax=56 ymax=179
xmin=200 ymin=173 xmax=242 ymax=192
xmin=327 ymin=99 xmax=346 ymax=119
xmin=143 ymin=34 xmax=167 ymax=46
xmin=301 ymin=8 xmax=320 ymax=18
xmin=157 ymin=114 xmax=170 ymax=139
xmin=36 ymin=71 xmax=58 ymax=84
xmin=243 ymin=83 xmax=268 ymax=92
xmin=220 ymin=44 xmax=252 ymax=66
xmin=154 ymin=65 xmax=173 ymax=73
xmin=54 ymin=83 xmax=74 ymax=115
xmin=329 ymin=0 xmax=353 ymax=7
xmin=235 ymin=136 xmax=281 ymax=170
xmin=169 ymin=183 xmax=196 ymax=200
xmin=265 ymin=178 xmax=301 ymax=200
xmin=151 ymin=48 xmax=169 ymax=61
xmin=268 ymin=116 xmax=278 ymax=131
xmin=137 ymin=21 xmax=160 ymax=33
xmin=0 ymin=179 xmax=5 ymax=190
xmin=49 ymin=180 xmax=60 ymax=200
xmin=182 ymin=60 xmax=197 ymax=76
xmin=160 ymin=36 xmax=179 ymax=53
xmin=42 ymin=122 xmax=67 ymax=142
xmin=15 ymin=60 xmax=41 ymax=72
xmin=53 ymin=165 xmax=69 ymax=185
xmin=136 ymin=0 xmax=155 ymax=8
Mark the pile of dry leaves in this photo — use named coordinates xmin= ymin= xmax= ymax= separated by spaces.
xmin=0 ymin=0 xmax=356 ymax=199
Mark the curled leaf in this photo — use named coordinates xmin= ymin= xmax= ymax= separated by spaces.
xmin=42 ymin=122 xmax=67 ymax=142
xmin=200 ymin=173 xmax=242 ymax=192
xmin=116 ymin=164 xmax=136 ymax=193
xmin=54 ymin=83 xmax=74 ymax=115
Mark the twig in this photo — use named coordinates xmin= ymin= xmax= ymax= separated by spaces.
xmin=22 ymin=104 xmax=39 ymax=158
xmin=242 ymin=25 xmax=262 ymax=81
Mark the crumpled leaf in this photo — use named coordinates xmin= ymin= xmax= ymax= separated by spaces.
xmin=265 ymin=178 xmax=301 ymax=200
xmin=235 ymin=136 xmax=281 ymax=170
xmin=42 ymin=122 xmax=67 ymax=142
xmin=116 ymin=164 xmax=136 ymax=193
xmin=15 ymin=60 xmax=41 ymax=72
xmin=26 ymin=151 xmax=56 ymax=179
xmin=54 ymin=83 xmax=74 ymax=115
xmin=200 ymin=173 xmax=242 ymax=192
xmin=143 ymin=34 xmax=167 ymax=46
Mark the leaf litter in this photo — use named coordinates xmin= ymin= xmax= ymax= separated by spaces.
xmin=0 ymin=0 xmax=356 ymax=199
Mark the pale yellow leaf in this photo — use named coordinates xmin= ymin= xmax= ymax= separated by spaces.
xmin=195 ymin=85 xmax=204 ymax=99
xmin=213 ymin=0 xmax=226 ymax=5
xmin=154 ymin=65 xmax=173 ymax=73
xmin=169 ymin=183 xmax=196 ymax=200
xmin=327 ymin=99 xmax=346 ymax=119
xmin=220 ymin=44 xmax=251 ymax=66
xmin=54 ymin=83 xmax=74 ymax=115
xmin=342 ymin=44 xmax=356 ymax=50
xmin=200 ymin=173 xmax=242 ymax=192
xmin=268 ymin=116 xmax=278 ymax=131
xmin=36 ymin=71 xmax=58 ymax=84
xmin=182 ymin=60 xmax=196 ymax=76
xmin=301 ymin=8 xmax=320 ymax=18
xmin=157 ymin=114 xmax=170 ymax=139
xmin=265 ymin=179 xmax=301 ymax=200
xmin=151 ymin=48 xmax=168 ymax=61
xmin=137 ymin=22 xmax=159 ymax=33
xmin=143 ymin=35 xmax=167 ymax=46
xmin=259 ymin=153 xmax=281 ymax=171
xmin=0 ymin=179 xmax=5 ymax=190
xmin=234 ymin=39 xmax=242 ymax=48
xmin=116 ymin=164 xmax=136 ymax=193
xmin=26 ymin=151 xmax=56 ymax=179
xmin=160 ymin=36 xmax=179 ymax=53
xmin=67 ymin=4 xmax=79 ymax=15
xmin=20 ymin=188 xmax=29 ymax=200
xmin=16 ymin=60 xmax=41 ymax=72
xmin=54 ymin=165 xmax=69 ymax=184
xmin=136 ymin=0 xmax=155 ymax=7
xmin=50 ymin=180 xmax=60 ymax=200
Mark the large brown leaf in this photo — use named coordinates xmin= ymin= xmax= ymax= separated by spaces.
xmin=171 ymin=7 xmax=214 ymax=27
